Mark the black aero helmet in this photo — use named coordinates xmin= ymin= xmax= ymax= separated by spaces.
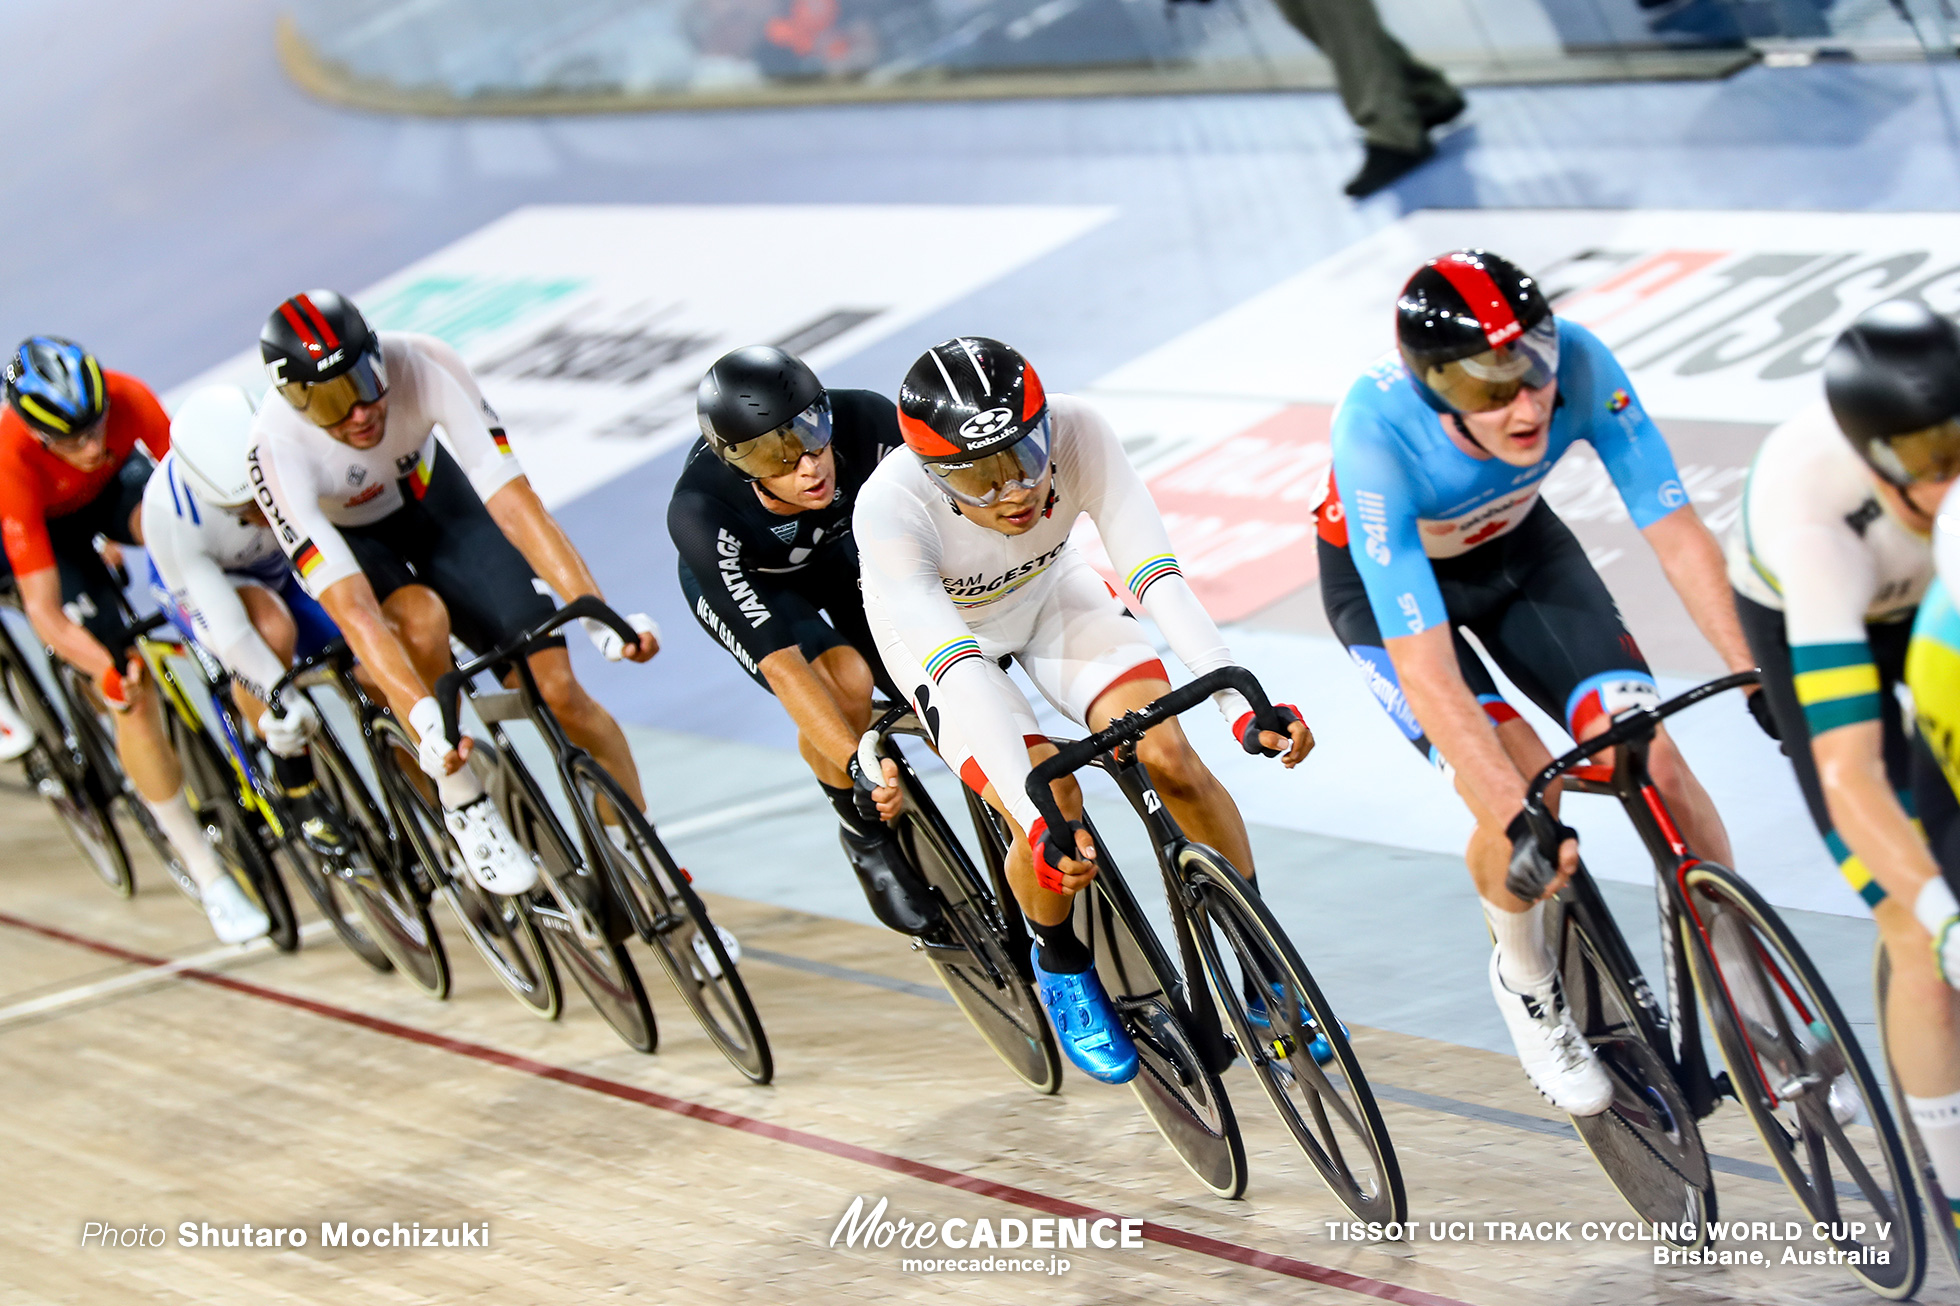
xmin=1396 ymin=250 xmax=1559 ymax=414
xmin=696 ymin=346 xmax=833 ymax=480
xmin=898 ymin=337 xmax=1052 ymax=507
xmin=5 ymin=336 xmax=108 ymax=439
xmin=261 ymin=290 xmax=387 ymax=428
xmin=1824 ymin=301 xmax=1960 ymax=487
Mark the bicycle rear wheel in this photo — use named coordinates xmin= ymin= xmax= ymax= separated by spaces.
xmin=567 ymin=754 xmax=771 ymax=1083
xmin=1556 ymin=894 xmax=1715 ymax=1248
xmin=506 ymin=774 xmax=656 ymax=1054
xmin=3 ymin=651 xmax=132 ymax=895
xmin=896 ymin=770 xmax=1060 ymax=1094
xmin=375 ymin=719 xmax=559 ymax=1018
xmin=173 ymin=717 xmax=299 ymax=953
xmin=1077 ymin=833 xmax=1246 ymax=1199
xmin=311 ymin=723 xmax=446 ymax=994
xmin=1184 ymin=847 xmax=1405 ymax=1222
xmin=1685 ymin=863 xmax=1923 ymax=1299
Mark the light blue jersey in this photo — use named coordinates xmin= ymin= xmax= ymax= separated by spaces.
xmin=1327 ymin=319 xmax=1686 ymax=637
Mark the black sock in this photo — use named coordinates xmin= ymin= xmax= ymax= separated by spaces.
xmin=1029 ymin=914 xmax=1093 ymax=974
xmin=271 ymin=749 xmax=316 ymax=794
xmin=822 ymin=782 xmax=879 ymax=841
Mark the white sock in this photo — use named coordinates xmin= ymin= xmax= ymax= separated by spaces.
xmin=143 ymin=792 xmax=225 ymax=892
xmin=436 ymin=767 xmax=485 ymax=810
xmin=1908 ymin=1090 xmax=1960 ymax=1228
xmin=1484 ymin=898 xmax=1555 ymax=991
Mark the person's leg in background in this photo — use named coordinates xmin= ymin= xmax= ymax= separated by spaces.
xmin=1266 ymin=0 xmax=1463 ymax=196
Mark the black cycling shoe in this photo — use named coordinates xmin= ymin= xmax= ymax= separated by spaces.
xmin=1419 ymin=93 xmax=1467 ymax=132
xmin=840 ymin=825 xmax=942 ymax=936
xmin=1344 ymin=140 xmax=1435 ymax=198
xmin=289 ymin=789 xmax=355 ymax=860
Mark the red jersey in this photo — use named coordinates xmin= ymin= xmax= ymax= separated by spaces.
xmin=0 ymin=370 xmax=170 ymax=576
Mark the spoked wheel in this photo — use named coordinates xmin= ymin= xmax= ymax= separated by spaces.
xmin=1184 ymin=847 xmax=1405 ymax=1221
xmin=1557 ymin=898 xmax=1715 ymax=1248
xmin=1076 ymin=848 xmax=1246 ymax=1200
xmin=566 ymin=754 xmax=771 ymax=1083
xmin=507 ymin=778 xmax=656 ymax=1054
xmin=311 ymin=723 xmax=447 ymax=994
xmin=277 ymin=835 xmax=394 ymax=973
xmin=375 ymin=718 xmax=559 ymax=1019
xmin=1685 ymin=863 xmax=1924 ymax=1299
xmin=895 ymin=773 xmax=1060 ymax=1094
xmin=4 ymin=653 xmax=132 ymax=895
xmin=1875 ymin=946 xmax=1960 ymax=1279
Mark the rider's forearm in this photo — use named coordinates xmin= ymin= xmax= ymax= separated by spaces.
xmin=1387 ymin=625 xmax=1526 ymax=825
xmin=1814 ymin=723 xmax=1942 ymax=905
xmin=18 ymin=567 xmax=114 ymax=679
xmin=1644 ymin=507 xmax=1755 ymax=675
xmin=761 ymin=647 xmax=862 ymax=772
xmin=319 ymin=577 xmax=432 ymax=725
xmin=485 ymin=477 xmax=601 ymax=605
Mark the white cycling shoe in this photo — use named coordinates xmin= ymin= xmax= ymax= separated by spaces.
xmin=0 ymin=694 xmax=33 ymax=762
xmin=201 ymin=875 xmax=270 ymax=945
xmin=1490 ymin=950 xmax=1615 ymax=1117
xmin=443 ymin=797 xmax=538 ymax=895
xmin=691 ymin=924 xmax=742 ymax=980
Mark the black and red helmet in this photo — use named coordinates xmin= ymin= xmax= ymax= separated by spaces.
xmin=261 ymin=290 xmax=387 ymax=427
xmin=898 ymin=338 xmax=1053 ymax=507
xmin=1396 ymin=251 xmax=1558 ymax=414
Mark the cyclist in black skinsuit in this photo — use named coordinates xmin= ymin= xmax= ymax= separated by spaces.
xmin=667 ymin=346 xmax=938 ymax=935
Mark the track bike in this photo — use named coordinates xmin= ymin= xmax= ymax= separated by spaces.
xmin=857 ymin=704 xmax=1062 ymax=1094
xmin=1516 ymin=670 xmax=1923 ymax=1297
xmin=433 ymin=596 xmax=771 ymax=1082
xmin=1025 ymin=665 xmax=1404 ymax=1217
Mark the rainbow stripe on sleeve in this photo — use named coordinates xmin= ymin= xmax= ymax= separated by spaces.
xmin=1792 ymin=641 xmax=1881 ymax=736
xmin=1126 ymin=554 xmax=1181 ymax=602
xmin=923 ymin=637 xmax=984 ymax=683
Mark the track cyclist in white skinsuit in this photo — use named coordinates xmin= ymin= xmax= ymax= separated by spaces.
xmin=854 ymin=336 xmax=1314 ymax=1084
xmin=248 ymin=290 xmax=658 ymax=897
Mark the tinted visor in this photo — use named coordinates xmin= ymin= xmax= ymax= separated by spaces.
xmin=926 ymin=417 xmax=1052 ymax=507
xmin=1416 ymin=318 xmax=1560 ymax=414
xmin=1865 ymin=418 xmax=1960 ymax=486
xmin=277 ymin=350 xmax=388 ymax=428
xmin=722 ymin=393 xmax=834 ymax=479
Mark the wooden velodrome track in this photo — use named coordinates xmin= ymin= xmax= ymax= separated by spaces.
xmin=2 ymin=771 xmax=1951 ymax=1306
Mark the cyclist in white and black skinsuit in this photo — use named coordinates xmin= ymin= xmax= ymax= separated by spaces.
xmin=668 ymin=346 xmax=937 ymax=935
xmin=248 ymin=290 xmax=659 ymax=896
xmin=142 ymin=386 xmax=355 ymax=884
xmin=854 ymin=337 xmax=1313 ymax=1084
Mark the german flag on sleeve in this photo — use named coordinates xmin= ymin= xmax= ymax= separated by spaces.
xmin=408 ymin=454 xmax=434 ymax=500
xmin=491 ymin=427 xmax=512 ymax=457
xmin=293 ymin=540 xmax=324 ymax=580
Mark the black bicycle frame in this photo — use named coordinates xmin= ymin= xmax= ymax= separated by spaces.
xmin=1522 ymin=669 xmax=1762 ymax=1120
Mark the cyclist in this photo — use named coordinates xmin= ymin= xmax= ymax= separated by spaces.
xmin=141 ymin=385 xmax=354 ymax=861
xmin=248 ymin=291 xmax=658 ymax=896
xmin=854 ymin=336 xmax=1312 ymax=1084
xmin=0 ymin=337 xmax=264 ymax=942
xmin=668 ymin=346 xmax=935 ymax=935
xmin=1317 ymin=251 xmax=1767 ymax=1116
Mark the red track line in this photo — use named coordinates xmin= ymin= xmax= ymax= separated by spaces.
xmin=0 ymin=909 xmax=1472 ymax=1306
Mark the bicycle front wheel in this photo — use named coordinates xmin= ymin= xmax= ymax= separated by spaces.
xmin=1684 ymin=862 xmax=1924 ymax=1299
xmin=568 ymin=754 xmax=770 ymax=1084
xmin=5 ymin=652 xmax=132 ymax=895
xmin=1184 ymin=847 xmax=1405 ymax=1222
xmin=375 ymin=719 xmax=559 ymax=1019
xmin=1875 ymin=945 xmax=1960 ymax=1279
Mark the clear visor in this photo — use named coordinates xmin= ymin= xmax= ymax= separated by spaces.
xmin=1419 ymin=318 xmax=1560 ymax=414
xmin=277 ymin=350 xmax=389 ymax=428
xmin=723 ymin=394 xmax=834 ymax=479
xmin=926 ymin=417 xmax=1052 ymax=507
xmin=1865 ymin=418 xmax=1960 ymax=486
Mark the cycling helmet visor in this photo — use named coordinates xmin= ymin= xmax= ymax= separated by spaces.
xmin=722 ymin=393 xmax=834 ymax=480
xmin=1864 ymin=418 xmax=1960 ymax=486
xmin=1417 ymin=318 xmax=1560 ymax=414
xmin=926 ymin=417 xmax=1052 ymax=508
xmin=277 ymin=350 xmax=388 ymax=428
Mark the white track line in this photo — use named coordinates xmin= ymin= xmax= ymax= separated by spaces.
xmin=0 ymin=919 xmax=332 ymax=1028
xmin=656 ymin=786 xmax=823 ymax=840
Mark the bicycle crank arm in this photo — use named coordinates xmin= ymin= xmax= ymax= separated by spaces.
xmin=530 ymin=863 xmax=606 ymax=950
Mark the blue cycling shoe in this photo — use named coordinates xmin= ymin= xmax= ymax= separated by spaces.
xmin=1243 ymin=978 xmax=1345 ymax=1066
xmin=1031 ymin=944 xmax=1139 ymax=1085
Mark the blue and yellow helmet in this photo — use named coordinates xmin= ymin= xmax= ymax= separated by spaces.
xmin=5 ymin=336 xmax=107 ymax=438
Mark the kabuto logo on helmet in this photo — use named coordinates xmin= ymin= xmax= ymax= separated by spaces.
xmin=957 ymin=407 xmax=1017 ymax=444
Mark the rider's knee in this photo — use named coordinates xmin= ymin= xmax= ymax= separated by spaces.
xmin=814 ymin=646 xmax=874 ymax=712
xmin=1135 ymin=729 xmax=1210 ymax=803
xmin=384 ymin=586 xmax=449 ymax=655
xmin=533 ymin=655 xmax=596 ymax=723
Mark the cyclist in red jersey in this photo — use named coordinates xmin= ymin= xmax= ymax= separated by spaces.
xmin=0 ymin=337 xmax=265 ymax=942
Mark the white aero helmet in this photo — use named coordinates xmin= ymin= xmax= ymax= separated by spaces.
xmin=170 ymin=385 xmax=259 ymax=508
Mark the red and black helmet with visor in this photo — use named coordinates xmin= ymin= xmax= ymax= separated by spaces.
xmin=261 ymin=290 xmax=388 ymax=428
xmin=1396 ymin=250 xmax=1560 ymax=416
xmin=898 ymin=337 xmax=1051 ymax=508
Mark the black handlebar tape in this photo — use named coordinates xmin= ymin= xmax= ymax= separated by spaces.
xmin=433 ymin=596 xmax=639 ymax=746
xmin=1522 ymin=669 xmax=1762 ymax=807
